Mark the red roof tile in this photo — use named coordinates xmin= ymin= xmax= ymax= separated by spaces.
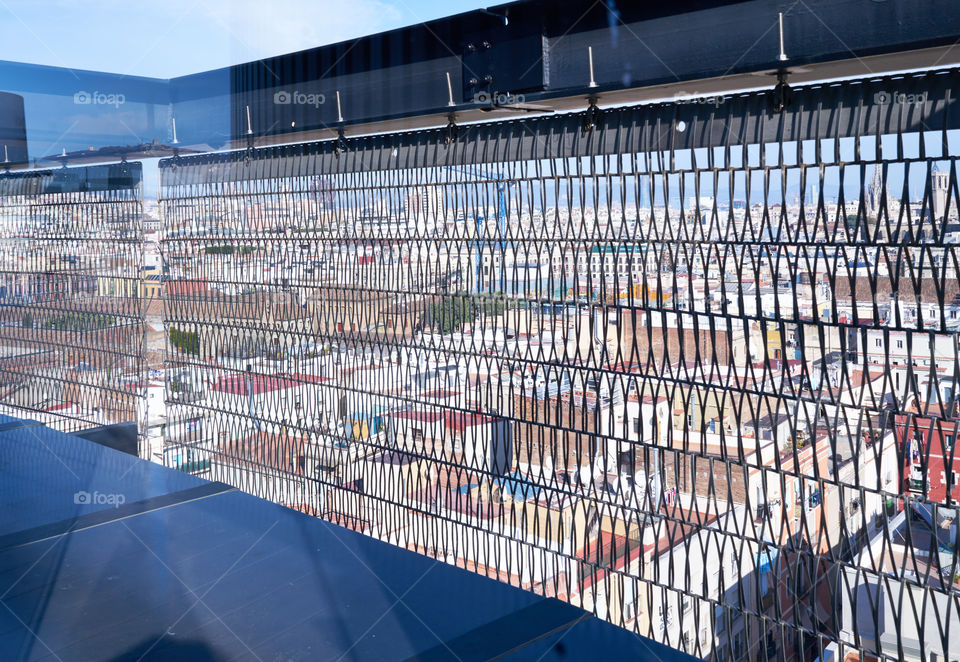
xmin=212 ymin=373 xmax=301 ymax=395
xmin=444 ymin=411 xmax=496 ymax=431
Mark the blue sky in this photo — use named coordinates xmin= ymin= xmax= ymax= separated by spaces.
xmin=0 ymin=0 xmax=492 ymax=78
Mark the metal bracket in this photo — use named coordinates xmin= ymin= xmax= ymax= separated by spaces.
xmin=772 ymin=70 xmax=792 ymax=113
xmin=462 ymin=30 xmax=546 ymax=103
xmin=445 ymin=113 xmax=458 ymax=145
xmin=583 ymin=96 xmax=600 ymax=133
xmin=244 ymin=137 xmax=255 ymax=165
xmin=335 ymin=124 xmax=348 ymax=157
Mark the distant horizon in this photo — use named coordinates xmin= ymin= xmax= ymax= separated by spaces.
xmin=139 ymin=149 xmax=950 ymax=207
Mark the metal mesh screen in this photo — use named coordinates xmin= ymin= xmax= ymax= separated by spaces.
xmin=159 ymin=68 xmax=960 ymax=662
xmin=0 ymin=163 xmax=145 ymax=439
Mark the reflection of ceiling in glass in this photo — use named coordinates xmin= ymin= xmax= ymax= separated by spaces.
xmin=0 ymin=0 xmax=491 ymax=78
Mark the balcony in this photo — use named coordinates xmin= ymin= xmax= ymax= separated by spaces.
xmin=0 ymin=414 xmax=691 ymax=660
xmin=1 ymin=1 xmax=960 ymax=662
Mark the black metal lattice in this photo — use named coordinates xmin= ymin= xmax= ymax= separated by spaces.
xmin=159 ymin=68 xmax=960 ymax=662
xmin=0 ymin=163 xmax=145 ymax=440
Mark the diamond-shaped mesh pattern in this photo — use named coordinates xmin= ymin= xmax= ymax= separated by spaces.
xmin=160 ymin=69 xmax=960 ymax=661
xmin=0 ymin=164 xmax=145 ymax=440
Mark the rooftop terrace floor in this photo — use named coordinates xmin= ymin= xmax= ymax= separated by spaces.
xmin=0 ymin=416 xmax=689 ymax=661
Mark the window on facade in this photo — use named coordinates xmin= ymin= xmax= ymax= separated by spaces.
xmin=659 ymin=605 xmax=674 ymax=631
xmin=623 ymin=581 xmax=638 ymax=621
